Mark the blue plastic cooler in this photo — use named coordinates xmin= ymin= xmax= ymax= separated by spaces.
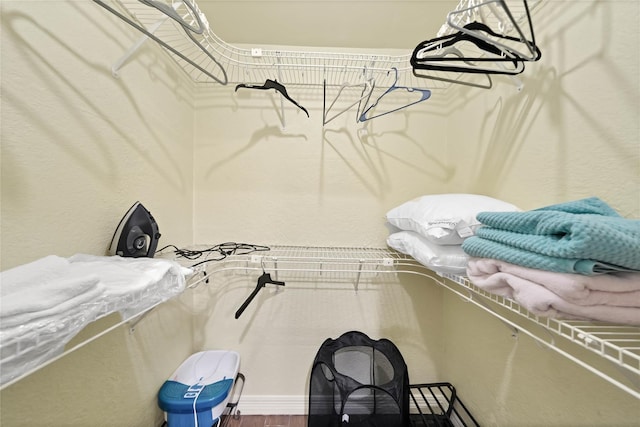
xmin=158 ymin=350 xmax=240 ymax=427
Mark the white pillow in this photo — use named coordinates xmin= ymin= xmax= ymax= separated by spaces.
xmin=386 ymin=193 xmax=520 ymax=245
xmin=387 ymin=231 xmax=469 ymax=275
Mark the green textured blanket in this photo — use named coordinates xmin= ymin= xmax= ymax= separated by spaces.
xmin=461 ymin=197 xmax=640 ymax=275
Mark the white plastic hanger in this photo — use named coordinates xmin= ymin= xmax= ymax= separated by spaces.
xmin=446 ymin=0 xmax=539 ymax=61
xmin=139 ymin=0 xmax=206 ymax=34
xmin=323 ymin=79 xmax=375 ymax=126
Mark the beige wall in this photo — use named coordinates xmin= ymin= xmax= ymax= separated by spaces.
xmin=445 ymin=0 xmax=640 ymax=215
xmin=1 ymin=1 xmax=195 ymax=426
xmin=0 ymin=300 xmax=193 ymax=427
xmin=1 ymin=1 xmax=195 ymax=270
xmin=192 ymin=0 xmax=640 ymax=425
xmin=438 ymin=1 xmax=640 ymax=425
xmin=1 ymin=0 xmax=639 ymax=426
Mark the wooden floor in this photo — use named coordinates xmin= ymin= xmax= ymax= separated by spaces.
xmin=221 ymin=415 xmax=306 ymax=427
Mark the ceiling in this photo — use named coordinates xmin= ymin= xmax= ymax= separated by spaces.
xmin=196 ymin=1 xmax=457 ymax=50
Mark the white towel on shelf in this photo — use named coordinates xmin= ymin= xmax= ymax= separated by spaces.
xmin=68 ymin=254 xmax=188 ymax=296
xmin=467 ymin=258 xmax=640 ymax=325
xmin=0 ymin=256 xmax=106 ymax=328
xmin=1 ymin=283 xmax=106 ymax=330
xmin=1 ymin=254 xmax=189 ymax=329
xmin=68 ymin=254 xmax=190 ymax=317
xmin=0 ymin=254 xmax=190 ymax=386
xmin=0 ymin=255 xmax=69 ymax=293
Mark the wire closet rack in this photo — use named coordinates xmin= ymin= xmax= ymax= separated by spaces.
xmin=93 ymin=0 xmax=543 ymax=89
xmin=3 ymin=245 xmax=639 ymax=400
xmin=179 ymin=245 xmax=640 ymax=401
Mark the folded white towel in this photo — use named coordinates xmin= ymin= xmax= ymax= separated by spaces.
xmin=1 ymin=255 xmax=69 ymax=295
xmin=467 ymin=258 xmax=640 ymax=325
xmin=0 ymin=254 xmax=191 ymax=387
xmin=1 ymin=281 xmax=106 ymax=329
xmin=68 ymin=254 xmax=189 ymax=318
xmin=1 ymin=256 xmax=105 ymax=325
xmin=1 ymin=254 xmax=189 ymax=329
xmin=68 ymin=254 xmax=188 ymax=296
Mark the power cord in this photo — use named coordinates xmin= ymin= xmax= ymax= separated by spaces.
xmin=157 ymin=242 xmax=270 ymax=267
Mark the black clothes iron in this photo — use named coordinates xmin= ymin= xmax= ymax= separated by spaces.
xmin=108 ymin=201 xmax=161 ymax=258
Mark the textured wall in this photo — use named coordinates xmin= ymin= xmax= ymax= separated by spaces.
xmin=0 ymin=1 xmax=195 ymax=426
xmin=440 ymin=1 xmax=640 ymax=425
xmin=0 ymin=1 xmax=195 ymax=270
xmin=1 ymin=0 xmax=639 ymax=426
xmin=191 ymin=0 xmax=640 ymax=424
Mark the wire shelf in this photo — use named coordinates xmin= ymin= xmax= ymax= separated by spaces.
xmin=183 ymin=246 xmax=410 ymax=288
xmin=3 ymin=245 xmax=638 ymax=399
xmin=178 ymin=245 xmax=640 ymax=399
xmin=94 ymin=0 xmax=543 ymax=89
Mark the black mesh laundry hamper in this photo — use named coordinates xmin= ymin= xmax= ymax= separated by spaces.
xmin=308 ymin=331 xmax=410 ymax=427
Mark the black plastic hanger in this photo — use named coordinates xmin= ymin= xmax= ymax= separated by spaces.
xmin=412 ymin=29 xmax=525 ymax=75
xmin=234 ymin=272 xmax=285 ymax=319
xmin=411 ymin=19 xmax=540 ymax=76
xmin=447 ymin=0 xmax=539 ymax=61
xmin=235 ymin=79 xmax=309 ymax=118
xmin=456 ymin=21 xmax=540 ymax=61
xmin=413 ymin=66 xmax=493 ymax=90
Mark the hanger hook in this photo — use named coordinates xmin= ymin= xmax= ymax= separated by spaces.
xmin=386 ymin=67 xmax=400 ymax=89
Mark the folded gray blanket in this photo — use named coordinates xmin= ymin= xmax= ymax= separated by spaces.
xmin=462 ymin=197 xmax=640 ymax=275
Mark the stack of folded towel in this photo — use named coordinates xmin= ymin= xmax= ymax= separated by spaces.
xmin=1 ymin=255 xmax=105 ymax=332
xmin=67 ymin=254 xmax=190 ymax=318
xmin=0 ymin=255 xmax=105 ymax=385
xmin=462 ymin=197 xmax=640 ymax=325
xmin=0 ymin=254 xmax=190 ymax=385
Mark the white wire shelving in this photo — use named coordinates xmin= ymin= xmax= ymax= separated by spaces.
xmin=2 ymin=245 xmax=639 ymax=400
xmin=182 ymin=245 xmax=640 ymax=400
xmin=0 ymin=288 xmax=175 ymax=390
xmin=93 ymin=0 xmax=543 ymax=89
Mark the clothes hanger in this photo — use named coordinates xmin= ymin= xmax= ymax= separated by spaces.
xmin=323 ymin=79 xmax=375 ymax=126
xmin=181 ymin=27 xmax=229 ymax=85
xmin=235 ymin=79 xmax=310 ymax=118
xmin=358 ymin=68 xmax=431 ymax=122
xmin=355 ymin=79 xmax=377 ymax=123
xmin=412 ymin=68 xmax=493 ymax=89
xmin=234 ymin=270 xmax=285 ymax=319
xmin=450 ymin=21 xmax=540 ymax=62
xmin=139 ymin=0 xmax=206 ymax=35
xmin=411 ymin=26 xmax=527 ymax=75
xmin=93 ymin=0 xmax=228 ymax=85
xmin=139 ymin=0 xmax=229 ymax=85
xmin=447 ymin=0 xmax=539 ymax=61
xmin=411 ymin=46 xmax=493 ymax=89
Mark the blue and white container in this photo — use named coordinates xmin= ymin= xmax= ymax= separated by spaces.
xmin=158 ymin=350 xmax=240 ymax=427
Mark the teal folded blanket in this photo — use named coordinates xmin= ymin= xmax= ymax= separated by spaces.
xmin=461 ymin=197 xmax=640 ymax=275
